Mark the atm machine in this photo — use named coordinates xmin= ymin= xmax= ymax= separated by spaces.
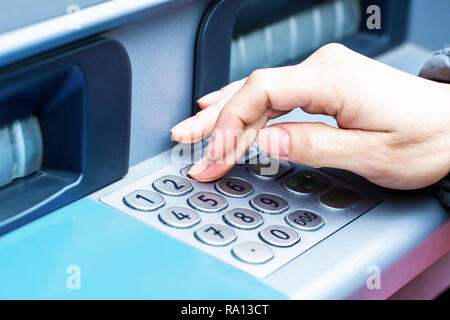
xmin=0 ymin=0 xmax=449 ymax=299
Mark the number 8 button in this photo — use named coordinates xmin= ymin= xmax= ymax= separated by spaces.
xmin=223 ymin=208 xmax=263 ymax=230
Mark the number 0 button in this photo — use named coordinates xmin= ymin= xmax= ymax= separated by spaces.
xmin=188 ymin=192 xmax=228 ymax=212
xmin=195 ymin=223 xmax=237 ymax=246
xmin=215 ymin=177 xmax=254 ymax=198
xmin=159 ymin=206 xmax=200 ymax=228
xmin=250 ymin=194 xmax=289 ymax=214
xmin=123 ymin=190 xmax=165 ymax=212
xmin=259 ymin=225 xmax=300 ymax=247
xmin=153 ymin=175 xmax=193 ymax=196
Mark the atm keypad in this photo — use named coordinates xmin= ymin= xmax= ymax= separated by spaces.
xmin=102 ymin=154 xmax=381 ymax=279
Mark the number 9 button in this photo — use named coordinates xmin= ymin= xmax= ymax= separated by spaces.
xmin=223 ymin=208 xmax=263 ymax=230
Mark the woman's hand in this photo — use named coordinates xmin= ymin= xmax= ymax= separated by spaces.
xmin=171 ymin=43 xmax=450 ymax=190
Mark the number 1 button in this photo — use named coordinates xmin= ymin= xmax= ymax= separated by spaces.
xmin=188 ymin=192 xmax=228 ymax=213
xmin=123 ymin=190 xmax=165 ymax=211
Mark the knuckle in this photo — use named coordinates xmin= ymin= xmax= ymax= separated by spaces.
xmin=246 ymin=69 xmax=269 ymax=87
xmin=316 ymin=43 xmax=349 ymax=57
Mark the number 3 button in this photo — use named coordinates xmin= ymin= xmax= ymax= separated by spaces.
xmin=159 ymin=206 xmax=200 ymax=228
xmin=259 ymin=225 xmax=300 ymax=247
xmin=188 ymin=192 xmax=228 ymax=212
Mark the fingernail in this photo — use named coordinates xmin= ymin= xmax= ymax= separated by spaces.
xmin=171 ymin=116 xmax=196 ymax=135
xmin=188 ymin=157 xmax=211 ymax=176
xmin=197 ymin=90 xmax=225 ymax=106
xmin=257 ymin=127 xmax=290 ymax=158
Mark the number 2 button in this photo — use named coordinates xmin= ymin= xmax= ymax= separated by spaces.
xmin=153 ymin=175 xmax=193 ymax=196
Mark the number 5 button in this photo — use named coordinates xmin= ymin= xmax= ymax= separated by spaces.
xmin=153 ymin=175 xmax=193 ymax=196
xmin=159 ymin=206 xmax=200 ymax=228
xmin=259 ymin=225 xmax=300 ymax=247
xmin=188 ymin=192 xmax=228 ymax=213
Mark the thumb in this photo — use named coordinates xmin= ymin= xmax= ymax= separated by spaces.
xmin=256 ymin=122 xmax=387 ymax=175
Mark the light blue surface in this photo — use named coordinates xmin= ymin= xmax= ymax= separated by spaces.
xmin=0 ymin=198 xmax=286 ymax=299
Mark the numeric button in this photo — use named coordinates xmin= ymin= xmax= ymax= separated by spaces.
xmin=180 ymin=164 xmax=194 ymax=179
xmin=195 ymin=223 xmax=236 ymax=246
xmin=259 ymin=225 xmax=300 ymax=247
xmin=159 ymin=206 xmax=200 ymax=228
xmin=285 ymin=210 xmax=324 ymax=231
xmin=283 ymin=171 xmax=327 ymax=195
xmin=232 ymin=241 xmax=274 ymax=264
xmin=250 ymin=194 xmax=289 ymax=214
xmin=153 ymin=175 xmax=193 ymax=196
xmin=123 ymin=190 xmax=165 ymax=211
xmin=188 ymin=192 xmax=228 ymax=212
xmin=215 ymin=177 xmax=254 ymax=198
xmin=223 ymin=208 xmax=263 ymax=230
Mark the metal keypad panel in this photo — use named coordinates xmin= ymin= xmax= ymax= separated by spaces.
xmin=101 ymin=155 xmax=382 ymax=279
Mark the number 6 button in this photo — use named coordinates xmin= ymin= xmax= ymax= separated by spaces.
xmin=259 ymin=225 xmax=300 ymax=247
xmin=250 ymin=193 xmax=289 ymax=214
xmin=215 ymin=177 xmax=254 ymax=198
xmin=153 ymin=175 xmax=193 ymax=196
xmin=188 ymin=192 xmax=228 ymax=212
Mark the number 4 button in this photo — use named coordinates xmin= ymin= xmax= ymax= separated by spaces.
xmin=159 ymin=206 xmax=200 ymax=228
